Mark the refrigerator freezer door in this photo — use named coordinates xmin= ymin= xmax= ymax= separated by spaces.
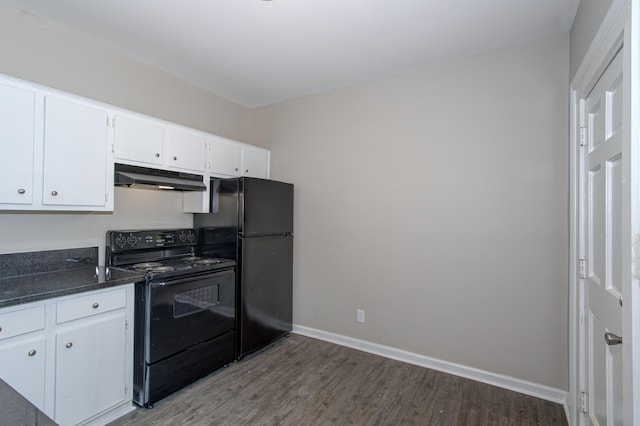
xmin=240 ymin=178 xmax=293 ymax=237
xmin=239 ymin=234 xmax=293 ymax=358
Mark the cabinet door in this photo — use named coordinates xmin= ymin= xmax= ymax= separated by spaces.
xmin=242 ymin=146 xmax=270 ymax=178
xmin=114 ymin=115 xmax=164 ymax=166
xmin=55 ymin=312 xmax=126 ymax=426
xmin=0 ymin=82 xmax=35 ymax=205
xmin=42 ymin=96 xmax=110 ymax=207
xmin=0 ymin=335 xmax=46 ymax=410
xmin=167 ymin=128 xmax=207 ymax=172
xmin=211 ymin=137 xmax=242 ymax=176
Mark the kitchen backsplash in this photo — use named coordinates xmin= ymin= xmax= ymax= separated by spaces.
xmin=0 ymin=247 xmax=98 ymax=279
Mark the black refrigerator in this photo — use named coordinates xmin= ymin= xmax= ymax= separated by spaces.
xmin=194 ymin=177 xmax=293 ymax=360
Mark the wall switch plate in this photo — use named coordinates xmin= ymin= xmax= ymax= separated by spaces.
xmin=357 ymin=309 xmax=365 ymax=323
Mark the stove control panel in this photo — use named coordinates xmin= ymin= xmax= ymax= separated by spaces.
xmin=108 ymin=229 xmax=197 ymax=251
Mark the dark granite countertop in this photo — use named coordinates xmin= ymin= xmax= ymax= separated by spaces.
xmin=0 ymin=266 xmax=144 ymax=309
xmin=0 ymin=378 xmax=57 ymax=426
xmin=0 ymin=246 xmax=144 ymax=309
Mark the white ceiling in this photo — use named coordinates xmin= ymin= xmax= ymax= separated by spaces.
xmin=4 ymin=0 xmax=579 ymax=108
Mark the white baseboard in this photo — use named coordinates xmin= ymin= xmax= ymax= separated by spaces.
xmin=292 ymin=324 xmax=568 ymax=408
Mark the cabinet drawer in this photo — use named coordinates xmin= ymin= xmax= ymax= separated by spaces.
xmin=0 ymin=305 xmax=45 ymax=340
xmin=56 ymin=288 xmax=126 ymax=324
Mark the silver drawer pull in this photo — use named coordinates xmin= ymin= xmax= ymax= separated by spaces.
xmin=92 ymin=302 xmax=99 ymax=309
xmin=28 ymin=349 xmax=36 ymax=357
xmin=173 ymin=156 xmax=178 ymax=161
xmin=604 ymin=332 xmax=622 ymax=346
xmin=51 ymin=190 xmax=58 ymax=196
xmin=18 ymin=188 xmax=26 ymax=194
xmin=66 ymin=342 xmax=73 ymax=349
xmin=155 ymin=153 xmax=160 ymax=158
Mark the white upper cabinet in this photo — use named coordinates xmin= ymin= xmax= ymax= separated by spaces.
xmin=167 ymin=127 xmax=209 ymax=172
xmin=242 ymin=145 xmax=270 ymax=178
xmin=210 ymin=136 xmax=269 ymax=179
xmin=114 ymin=114 xmax=209 ymax=173
xmin=211 ymin=136 xmax=242 ymax=177
xmin=43 ymin=95 xmax=111 ymax=208
xmin=113 ymin=114 xmax=164 ymax=167
xmin=0 ymin=81 xmax=35 ymax=205
xmin=0 ymin=77 xmax=114 ymax=212
xmin=0 ymin=74 xmax=271 ymax=213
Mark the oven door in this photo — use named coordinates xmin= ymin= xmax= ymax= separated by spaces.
xmin=145 ymin=269 xmax=235 ymax=364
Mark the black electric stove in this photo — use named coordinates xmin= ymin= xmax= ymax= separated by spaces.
xmin=106 ymin=228 xmax=236 ymax=408
xmin=106 ymin=229 xmax=235 ymax=279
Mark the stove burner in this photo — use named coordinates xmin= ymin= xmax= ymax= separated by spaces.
xmin=132 ymin=262 xmax=163 ymax=270
xmin=149 ymin=266 xmax=175 ymax=273
xmin=193 ymin=259 xmax=222 ymax=266
xmin=182 ymin=256 xmax=202 ymax=262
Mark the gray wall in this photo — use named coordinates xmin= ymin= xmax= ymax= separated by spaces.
xmin=259 ymin=34 xmax=570 ymax=390
xmin=0 ymin=188 xmax=192 ymax=262
xmin=569 ymin=0 xmax=615 ymax=79
xmin=0 ymin=3 xmax=258 ymax=146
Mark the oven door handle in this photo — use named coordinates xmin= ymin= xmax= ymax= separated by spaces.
xmin=148 ymin=269 xmax=233 ymax=288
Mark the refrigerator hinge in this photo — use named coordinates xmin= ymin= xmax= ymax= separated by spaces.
xmin=580 ymin=391 xmax=589 ymax=414
xmin=578 ymin=258 xmax=587 ymax=278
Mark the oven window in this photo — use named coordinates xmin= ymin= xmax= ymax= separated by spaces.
xmin=173 ymin=285 xmax=220 ymax=317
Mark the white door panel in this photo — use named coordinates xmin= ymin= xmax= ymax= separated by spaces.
xmin=43 ymin=96 xmax=109 ymax=207
xmin=0 ymin=83 xmax=35 ymax=205
xmin=583 ymin=49 xmax=624 ymax=426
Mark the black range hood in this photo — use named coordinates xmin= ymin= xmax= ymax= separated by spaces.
xmin=114 ymin=163 xmax=206 ymax=191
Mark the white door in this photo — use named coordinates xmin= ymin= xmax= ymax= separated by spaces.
xmin=113 ymin=114 xmax=165 ymax=166
xmin=581 ymin=49 xmax=624 ymax=425
xmin=0 ymin=335 xmax=46 ymax=410
xmin=242 ymin=145 xmax=270 ymax=178
xmin=167 ymin=127 xmax=208 ymax=172
xmin=43 ymin=95 xmax=109 ymax=207
xmin=0 ymin=82 xmax=35 ymax=205
xmin=211 ymin=137 xmax=242 ymax=176
xmin=55 ymin=313 xmax=127 ymax=426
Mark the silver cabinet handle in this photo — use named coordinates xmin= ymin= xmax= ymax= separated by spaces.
xmin=604 ymin=332 xmax=622 ymax=346
xmin=245 ymin=169 xmax=249 ymax=173
xmin=28 ymin=349 xmax=36 ymax=357
xmin=51 ymin=191 xmax=58 ymax=196
xmin=0 ymin=326 xmax=2 ymax=332
xmin=234 ymin=168 xmax=238 ymax=171
xmin=155 ymin=153 xmax=160 ymax=158
xmin=92 ymin=302 xmax=99 ymax=309
xmin=619 ymin=296 xmax=623 ymax=307
xmin=18 ymin=188 xmax=26 ymax=194
xmin=173 ymin=156 xmax=177 ymax=161
xmin=65 ymin=342 xmax=73 ymax=349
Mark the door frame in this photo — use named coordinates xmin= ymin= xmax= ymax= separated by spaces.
xmin=569 ymin=0 xmax=639 ymax=424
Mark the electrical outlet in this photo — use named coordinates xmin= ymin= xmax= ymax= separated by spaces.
xmin=357 ymin=309 xmax=365 ymax=323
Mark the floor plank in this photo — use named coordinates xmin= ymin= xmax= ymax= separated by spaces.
xmin=108 ymin=334 xmax=567 ymax=425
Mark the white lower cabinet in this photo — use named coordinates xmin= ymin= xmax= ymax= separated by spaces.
xmin=0 ymin=285 xmax=134 ymax=426
xmin=0 ymin=334 xmax=46 ymax=410
xmin=55 ymin=312 xmax=127 ymax=426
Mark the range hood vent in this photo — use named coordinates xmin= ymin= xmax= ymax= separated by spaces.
xmin=114 ymin=163 xmax=206 ymax=191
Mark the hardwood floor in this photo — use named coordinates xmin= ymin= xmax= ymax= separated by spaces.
xmin=109 ymin=334 xmax=567 ymax=425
